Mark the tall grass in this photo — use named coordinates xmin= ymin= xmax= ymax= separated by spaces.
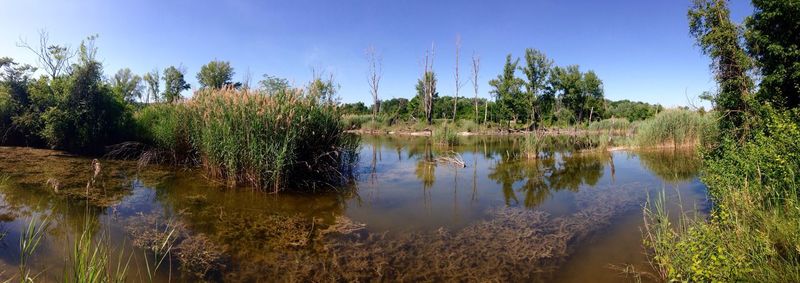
xmin=635 ymin=109 xmax=716 ymax=148
xmin=188 ymin=87 xmax=359 ymax=192
xmin=431 ymin=123 xmax=459 ymax=146
xmin=644 ymin=110 xmax=800 ymax=281
xmin=588 ymin=117 xmax=631 ymax=132
xmin=131 ymin=103 xmax=194 ymax=165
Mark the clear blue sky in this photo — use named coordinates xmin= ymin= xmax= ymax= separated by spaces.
xmin=0 ymin=0 xmax=753 ymax=107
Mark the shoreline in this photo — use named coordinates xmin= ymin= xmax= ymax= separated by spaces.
xmin=345 ymin=128 xmax=633 ymax=137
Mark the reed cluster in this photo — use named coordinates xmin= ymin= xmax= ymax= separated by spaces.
xmin=187 ymin=88 xmax=359 ymax=192
xmin=634 ymin=109 xmax=716 ymax=148
xmin=588 ymin=117 xmax=631 ymax=132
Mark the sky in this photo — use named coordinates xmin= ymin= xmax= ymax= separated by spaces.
xmin=0 ymin=0 xmax=754 ymax=107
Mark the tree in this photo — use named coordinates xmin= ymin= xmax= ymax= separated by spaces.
xmin=521 ymin=48 xmax=553 ymax=127
xmin=452 ymin=35 xmax=465 ymax=121
xmin=308 ymin=72 xmax=339 ymax=105
xmin=471 ymin=52 xmax=482 ymax=123
xmin=111 ymin=68 xmax=143 ymax=103
xmin=40 ymin=35 xmax=129 ymax=152
xmin=582 ymin=70 xmax=605 ymax=122
xmin=259 ymin=74 xmax=290 ymax=94
xmin=142 ymin=69 xmax=160 ymax=103
xmin=689 ymin=0 xmax=753 ymax=137
xmin=416 ymin=71 xmax=438 ymax=123
xmin=17 ymin=30 xmax=74 ymax=79
xmin=745 ymin=0 xmax=800 ymax=109
xmin=420 ymin=44 xmax=437 ymax=125
xmin=197 ymin=60 xmax=235 ymax=89
xmin=162 ymin=66 xmax=190 ymax=103
xmin=365 ymin=46 xmax=383 ymax=121
xmin=489 ymin=54 xmax=525 ymax=122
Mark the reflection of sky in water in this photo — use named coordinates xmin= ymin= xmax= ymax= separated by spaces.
xmin=347 ymin=136 xmax=706 ymax=232
xmin=0 ymin=138 xmax=707 ymax=282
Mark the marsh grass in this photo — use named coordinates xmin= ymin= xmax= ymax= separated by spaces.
xmin=431 ymin=123 xmax=459 ymax=146
xmin=66 ymin=223 xmax=132 ymax=283
xmin=588 ymin=118 xmax=631 ymax=133
xmin=635 ymin=110 xmax=716 ymax=149
xmin=188 ymin=87 xmax=359 ymax=192
xmin=18 ymin=215 xmax=50 ymax=282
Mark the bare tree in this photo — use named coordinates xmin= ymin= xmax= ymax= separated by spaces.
xmin=242 ymin=67 xmax=253 ymax=90
xmin=365 ymin=45 xmax=383 ymax=121
xmin=452 ymin=35 xmax=465 ymax=122
xmin=422 ymin=43 xmax=436 ymax=125
xmin=17 ymin=30 xmax=75 ymax=79
xmin=471 ymin=52 xmax=483 ymax=124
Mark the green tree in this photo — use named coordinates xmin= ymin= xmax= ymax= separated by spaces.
xmin=40 ymin=36 xmax=130 ymax=152
xmin=553 ymin=65 xmax=585 ymax=122
xmin=197 ymin=60 xmax=235 ymax=89
xmin=308 ymin=75 xmax=339 ymax=105
xmin=489 ymin=54 xmax=525 ymax=122
xmin=689 ymin=0 xmax=753 ymax=137
xmin=111 ymin=68 xmax=143 ymax=103
xmin=521 ymin=48 xmax=553 ymax=126
xmin=162 ymin=66 xmax=190 ymax=103
xmin=259 ymin=74 xmax=290 ymax=94
xmin=582 ymin=70 xmax=605 ymax=121
xmin=745 ymin=0 xmax=800 ymax=109
xmin=142 ymin=69 xmax=160 ymax=103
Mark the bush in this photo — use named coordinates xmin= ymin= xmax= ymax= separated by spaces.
xmin=188 ymin=88 xmax=359 ymax=192
xmin=635 ymin=109 xmax=716 ymax=148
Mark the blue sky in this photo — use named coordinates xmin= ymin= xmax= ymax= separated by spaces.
xmin=0 ymin=0 xmax=753 ymax=107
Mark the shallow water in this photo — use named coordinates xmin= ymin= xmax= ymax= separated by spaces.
xmin=0 ymin=136 xmax=708 ymax=282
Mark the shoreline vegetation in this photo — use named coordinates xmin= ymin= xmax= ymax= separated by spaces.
xmin=642 ymin=0 xmax=800 ymax=282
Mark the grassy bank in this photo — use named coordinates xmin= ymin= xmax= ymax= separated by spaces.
xmin=644 ymin=110 xmax=800 ymax=281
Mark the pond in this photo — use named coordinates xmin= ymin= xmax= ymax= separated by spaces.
xmin=0 ymin=135 xmax=708 ymax=282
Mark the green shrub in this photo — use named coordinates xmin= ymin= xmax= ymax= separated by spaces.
xmin=188 ymin=88 xmax=359 ymax=192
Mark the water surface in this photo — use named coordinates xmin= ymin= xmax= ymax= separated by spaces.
xmin=0 ymin=136 xmax=707 ymax=282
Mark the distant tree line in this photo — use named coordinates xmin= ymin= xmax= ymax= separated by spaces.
xmin=341 ymin=48 xmax=663 ymax=127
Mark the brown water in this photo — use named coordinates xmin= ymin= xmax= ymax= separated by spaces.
xmin=0 ymin=136 xmax=708 ymax=282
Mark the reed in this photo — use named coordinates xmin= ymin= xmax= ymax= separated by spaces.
xmin=187 ymin=87 xmax=359 ymax=192
xmin=431 ymin=123 xmax=459 ymax=146
xmin=634 ymin=110 xmax=715 ymax=148
xmin=588 ymin=118 xmax=631 ymax=132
